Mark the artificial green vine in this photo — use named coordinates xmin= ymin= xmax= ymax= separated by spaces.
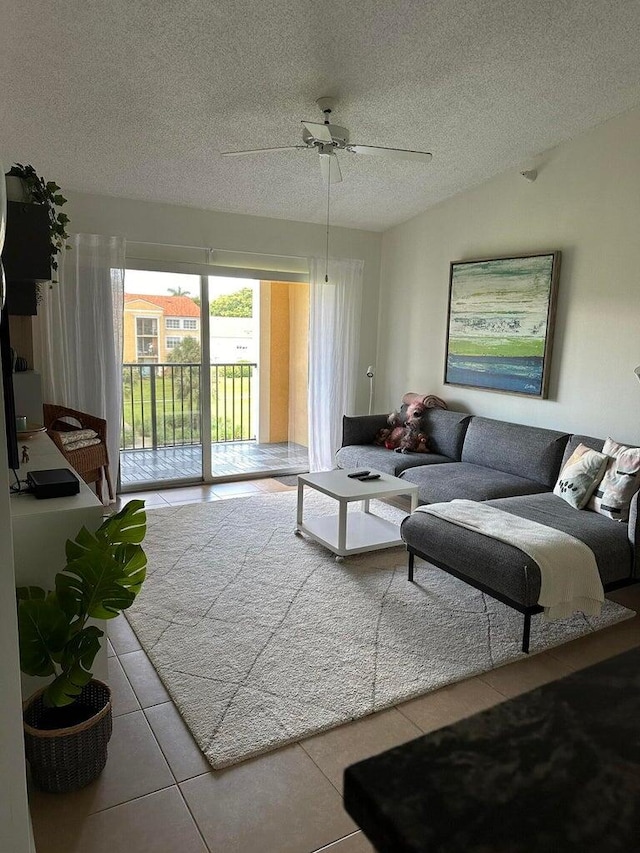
xmin=7 ymin=163 xmax=70 ymax=274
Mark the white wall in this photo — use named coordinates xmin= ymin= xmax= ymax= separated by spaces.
xmin=377 ymin=106 xmax=640 ymax=445
xmin=0 ymin=385 xmax=33 ymax=853
xmin=65 ymin=192 xmax=382 ymax=414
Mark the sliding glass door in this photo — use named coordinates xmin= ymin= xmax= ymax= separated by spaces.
xmin=120 ymin=269 xmax=203 ymax=489
xmin=120 ymin=269 xmax=309 ymax=491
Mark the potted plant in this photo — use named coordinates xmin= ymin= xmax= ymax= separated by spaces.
xmin=5 ymin=163 xmax=70 ymax=278
xmin=16 ymin=500 xmax=147 ymax=793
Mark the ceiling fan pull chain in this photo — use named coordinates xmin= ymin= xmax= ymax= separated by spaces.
xmin=325 ymin=161 xmax=331 ymax=283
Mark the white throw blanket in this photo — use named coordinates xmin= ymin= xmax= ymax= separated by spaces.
xmin=415 ymin=500 xmax=604 ymax=620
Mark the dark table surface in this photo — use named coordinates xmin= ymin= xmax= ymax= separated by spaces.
xmin=344 ymin=646 xmax=640 ymax=852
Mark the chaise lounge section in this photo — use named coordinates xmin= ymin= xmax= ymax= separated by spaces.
xmin=336 ymin=410 xmax=639 ymax=651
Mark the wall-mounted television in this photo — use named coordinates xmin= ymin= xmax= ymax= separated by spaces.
xmin=0 ymin=159 xmax=20 ymax=471
xmin=1 ymin=291 xmax=20 ymax=471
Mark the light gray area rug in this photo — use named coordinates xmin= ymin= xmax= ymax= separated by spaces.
xmin=125 ymin=491 xmax=633 ymax=769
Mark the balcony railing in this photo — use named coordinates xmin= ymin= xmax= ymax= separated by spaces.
xmin=121 ymin=362 xmax=257 ymax=451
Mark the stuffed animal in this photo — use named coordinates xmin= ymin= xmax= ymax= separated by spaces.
xmin=373 ymin=392 xmax=442 ymax=453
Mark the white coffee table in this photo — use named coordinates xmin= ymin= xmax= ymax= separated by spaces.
xmin=295 ymin=469 xmax=419 ymax=559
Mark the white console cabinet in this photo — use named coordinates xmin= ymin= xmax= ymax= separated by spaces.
xmin=9 ymin=432 xmax=106 ymax=698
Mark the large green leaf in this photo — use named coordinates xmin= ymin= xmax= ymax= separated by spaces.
xmin=59 ymin=500 xmax=147 ymax=619
xmin=112 ymin=543 xmax=147 ymax=595
xmin=17 ymin=597 xmax=69 ymax=677
xmin=97 ymin=500 xmax=147 ymax=546
xmin=56 ymin=550 xmax=137 ymax=620
xmin=16 ymin=586 xmax=47 ymax=602
xmin=43 ymin=626 xmax=103 ymax=707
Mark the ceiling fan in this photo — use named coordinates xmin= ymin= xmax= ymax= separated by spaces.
xmin=221 ymin=97 xmax=433 ymax=184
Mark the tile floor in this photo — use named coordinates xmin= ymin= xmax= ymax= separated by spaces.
xmin=28 ymin=479 xmax=640 ymax=853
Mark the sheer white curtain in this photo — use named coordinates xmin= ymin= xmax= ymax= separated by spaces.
xmin=307 ymin=257 xmax=364 ymax=471
xmin=33 ymin=234 xmax=125 ymax=491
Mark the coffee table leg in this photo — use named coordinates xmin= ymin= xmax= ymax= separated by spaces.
xmin=363 ymin=498 xmax=370 ymax=514
xmin=295 ymin=481 xmax=304 ymax=534
xmin=337 ymin=500 xmax=347 ymax=556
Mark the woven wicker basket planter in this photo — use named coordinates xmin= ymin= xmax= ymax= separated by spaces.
xmin=23 ymin=680 xmax=113 ymax=793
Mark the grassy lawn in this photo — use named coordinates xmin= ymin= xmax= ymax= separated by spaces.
xmin=121 ymin=370 xmax=253 ymax=448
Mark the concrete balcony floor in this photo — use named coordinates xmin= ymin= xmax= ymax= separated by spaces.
xmin=120 ymin=440 xmax=309 ymax=489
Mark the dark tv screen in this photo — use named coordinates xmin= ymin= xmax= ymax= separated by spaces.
xmin=0 ymin=299 xmax=19 ymax=470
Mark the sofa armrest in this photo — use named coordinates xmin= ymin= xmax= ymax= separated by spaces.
xmin=629 ymin=490 xmax=640 ymax=578
xmin=341 ymin=414 xmax=389 ymax=447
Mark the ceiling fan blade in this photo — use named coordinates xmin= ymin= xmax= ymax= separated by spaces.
xmin=221 ymin=145 xmax=309 ymax=157
xmin=318 ymin=152 xmax=342 ymax=185
xmin=347 ymin=144 xmax=432 ymax=163
xmin=301 ymin=121 xmax=333 ymax=143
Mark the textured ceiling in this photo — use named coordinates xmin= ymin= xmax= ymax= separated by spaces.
xmin=1 ymin=1 xmax=640 ymax=232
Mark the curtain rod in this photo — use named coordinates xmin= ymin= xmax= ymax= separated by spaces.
xmin=128 ymin=240 xmax=309 ymax=262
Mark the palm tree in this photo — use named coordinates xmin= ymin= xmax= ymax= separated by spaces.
xmin=167 ymin=286 xmax=191 ymax=296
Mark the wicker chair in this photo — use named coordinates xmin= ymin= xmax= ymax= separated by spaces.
xmin=43 ymin=404 xmax=114 ymax=503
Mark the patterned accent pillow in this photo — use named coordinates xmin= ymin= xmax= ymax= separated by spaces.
xmin=553 ymin=443 xmax=609 ymax=509
xmin=58 ymin=428 xmax=98 ymax=445
xmin=62 ymin=437 xmax=102 ymax=452
xmin=588 ymin=438 xmax=640 ymax=522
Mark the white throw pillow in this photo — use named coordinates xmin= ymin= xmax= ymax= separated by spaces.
xmin=553 ymin=444 xmax=608 ymax=510
xmin=588 ymin=438 xmax=640 ymax=522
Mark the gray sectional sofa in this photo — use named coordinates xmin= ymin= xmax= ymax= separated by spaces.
xmin=336 ymin=409 xmax=639 ymax=651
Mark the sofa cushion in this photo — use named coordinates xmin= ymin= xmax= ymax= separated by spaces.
xmin=461 ymin=417 xmax=569 ymax=488
xmin=552 ymin=444 xmax=609 ymax=509
xmin=401 ymin=508 xmax=542 ymax=607
xmin=401 ymin=492 xmax=634 ymax=608
xmin=421 ymin=409 xmax=471 ymax=460
xmin=335 ymin=445 xmax=453 ymax=476
xmin=588 ymin=438 xmax=640 ymax=522
xmin=488 ymin=492 xmax=633 ymax=587
xmin=341 ymin=414 xmax=390 ymax=447
xmin=560 ymin=434 xmax=605 ymax=468
xmin=400 ymin=462 xmax=549 ymax=504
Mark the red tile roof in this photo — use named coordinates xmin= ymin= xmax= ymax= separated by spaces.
xmin=124 ymin=294 xmax=200 ymax=317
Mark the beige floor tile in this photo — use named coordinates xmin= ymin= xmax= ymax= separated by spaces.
xmin=314 ymin=830 xmax=376 ymax=852
xmin=108 ymin=614 xmax=142 ymax=655
xmin=478 ymin=651 xmax=574 ymax=699
xmin=397 ymin=675 xmax=506 ymax=733
xmin=210 ymin=480 xmax=262 ymax=497
xmin=145 ymin=701 xmax=211 ymax=782
xmin=300 ymin=707 xmax=422 ymax=794
xmin=254 ymin=477 xmax=296 ymax=492
xmin=119 ymin=649 xmax=171 ymax=708
xmin=161 ymin=497 xmax=216 ymax=507
xmin=31 ymin=787 xmax=206 ymax=853
xmin=107 ymin=656 xmax=140 ymax=717
xmin=606 ymin=585 xmax=640 ymax=611
xmin=119 ymin=491 xmax=170 ymax=507
xmin=28 ymin=711 xmax=173 ymax=819
xmin=180 ymin=744 xmax=356 ymax=853
xmin=161 ymin=486 xmax=220 ymax=505
xmin=545 ymin=618 xmax=640 ymax=671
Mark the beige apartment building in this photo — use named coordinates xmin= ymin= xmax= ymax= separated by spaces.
xmin=123 ymin=294 xmax=200 ymax=363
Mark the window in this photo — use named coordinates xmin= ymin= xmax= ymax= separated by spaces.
xmin=166 ymin=336 xmax=183 ymax=349
xmin=166 ymin=318 xmax=180 ymax=329
xmin=183 ymin=319 xmax=198 ymax=330
xmin=136 ymin=317 xmax=159 ymax=362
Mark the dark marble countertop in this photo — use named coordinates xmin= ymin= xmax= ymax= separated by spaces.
xmin=344 ymin=647 xmax=640 ymax=852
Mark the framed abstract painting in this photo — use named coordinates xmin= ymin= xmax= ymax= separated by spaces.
xmin=444 ymin=252 xmax=561 ymax=398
